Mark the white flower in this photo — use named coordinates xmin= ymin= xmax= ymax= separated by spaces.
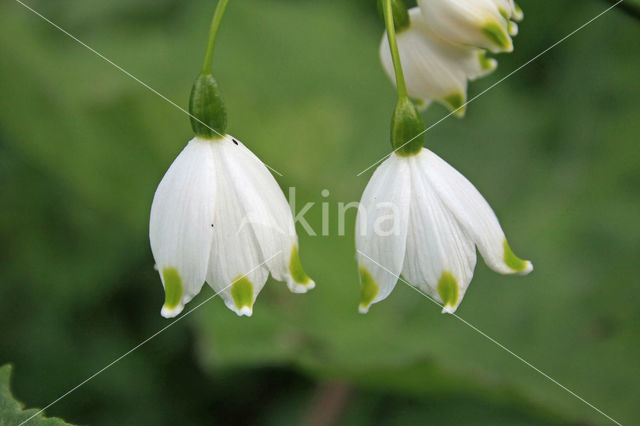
xmin=380 ymin=8 xmax=497 ymax=116
xmin=417 ymin=0 xmax=514 ymax=53
xmin=356 ymin=148 xmax=532 ymax=314
xmin=150 ymin=136 xmax=314 ymax=318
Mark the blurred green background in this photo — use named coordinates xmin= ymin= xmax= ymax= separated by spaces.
xmin=1 ymin=0 xmax=639 ymax=424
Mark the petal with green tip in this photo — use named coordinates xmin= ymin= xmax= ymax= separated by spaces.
xmin=443 ymin=92 xmax=467 ymax=117
xmin=482 ymin=21 xmax=513 ymax=52
xmin=421 ymin=149 xmax=532 ymax=276
xmin=355 ymin=154 xmax=411 ymax=310
xmin=402 ymin=151 xmax=476 ymax=313
xmin=503 ymin=240 xmax=533 ymax=274
xmin=205 ymin=138 xmax=271 ymax=315
xmin=417 ymin=0 xmax=512 ymax=53
xmin=149 ymin=138 xmax=216 ymax=319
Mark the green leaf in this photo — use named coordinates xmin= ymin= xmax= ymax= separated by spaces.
xmin=0 ymin=365 xmax=75 ymax=426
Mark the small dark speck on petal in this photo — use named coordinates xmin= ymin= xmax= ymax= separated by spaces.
xmin=232 ymin=139 xmax=239 ymax=146
xmin=211 ymin=224 xmax=215 ymax=228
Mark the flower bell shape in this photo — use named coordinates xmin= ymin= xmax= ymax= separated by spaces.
xmin=150 ymin=74 xmax=314 ymax=318
xmin=380 ymin=8 xmax=497 ymax=116
xmin=417 ymin=0 xmax=514 ymax=53
xmin=356 ymin=148 xmax=532 ymax=314
xmin=150 ymin=136 xmax=315 ymax=318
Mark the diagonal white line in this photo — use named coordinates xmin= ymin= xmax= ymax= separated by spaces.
xmin=19 ymin=251 xmax=281 ymax=426
xmin=13 ymin=0 xmax=284 ymax=177
xmin=356 ymin=249 xmax=623 ymax=425
xmin=356 ymin=0 xmax=624 ymax=177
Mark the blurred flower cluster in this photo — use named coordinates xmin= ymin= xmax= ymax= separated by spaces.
xmin=380 ymin=0 xmax=523 ymax=115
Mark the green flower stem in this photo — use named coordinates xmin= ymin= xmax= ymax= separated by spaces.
xmin=383 ymin=0 xmax=408 ymax=101
xmin=201 ymin=0 xmax=230 ymax=75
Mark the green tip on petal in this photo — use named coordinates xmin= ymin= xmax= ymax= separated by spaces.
xmin=161 ymin=267 xmax=184 ymax=318
xmin=231 ymin=276 xmax=254 ymax=316
xmin=443 ymin=92 xmax=466 ymax=117
xmin=478 ymin=51 xmax=497 ymax=72
xmin=514 ymin=3 xmax=524 ymax=21
xmin=499 ymin=8 xmax=510 ymax=20
xmin=437 ymin=271 xmax=459 ymax=313
xmin=503 ymin=240 xmax=533 ymax=274
xmin=358 ymin=266 xmax=380 ymax=314
xmin=288 ymin=245 xmax=315 ymax=293
xmin=482 ymin=22 xmax=513 ymax=52
xmin=508 ymin=21 xmax=519 ymax=36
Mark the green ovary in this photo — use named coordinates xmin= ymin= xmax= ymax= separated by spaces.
xmin=359 ymin=266 xmax=379 ymax=310
xmin=162 ymin=268 xmax=183 ymax=310
xmin=482 ymin=22 xmax=512 ymax=50
xmin=289 ymin=245 xmax=312 ymax=285
xmin=503 ymin=240 xmax=529 ymax=272
xmin=437 ymin=271 xmax=459 ymax=308
xmin=231 ymin=276 xmax=254 ymax=310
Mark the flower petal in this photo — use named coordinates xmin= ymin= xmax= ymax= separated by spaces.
xmin=402 ymin=150 xmax=477 ymax=313
xmin=356 ymin=154 xmax=411 ymax=313
xmin=417 ymin=0 xmax=513 ymax=53
xmin=380 ymin=9 xmax=472 ymax=116
xmin=420 ymin=149 xmax=533 ymax=276
xmin=205 ymin=138 xmax=270 ymax=317
xmin=149 ymin=138 xmax=216 ymax=318
xmin=217 ymin=136 xmax=315 ymax=294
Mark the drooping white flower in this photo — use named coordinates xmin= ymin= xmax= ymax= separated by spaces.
xmin=380 ymin=8 xmax=497 ymax=116
xmin=356 ymin=148 xmax=532 ymax=314
xmin=417 ymin=0 xmax=514 ymax=53
xmin=150 ymin=136 xmax=314 ymax=318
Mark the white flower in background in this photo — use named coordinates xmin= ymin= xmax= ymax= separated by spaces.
xmin=417 ymin=0 xmax=514 ymax=53
xmin=380 ymin=8 xmax=497 ymax=116
xmin=491 ymin=0 xmax=523 ymax=36
xmin=150 ymin=136 xmax=314 ymax=318
xmin=356 ymin=148 xmax=532 ymax=314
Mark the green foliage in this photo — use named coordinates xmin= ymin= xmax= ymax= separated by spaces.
xmin=0 ymin=0 xmax=638 ymax=424
xmin=0 ymin=365 xmax=74 ymax=426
